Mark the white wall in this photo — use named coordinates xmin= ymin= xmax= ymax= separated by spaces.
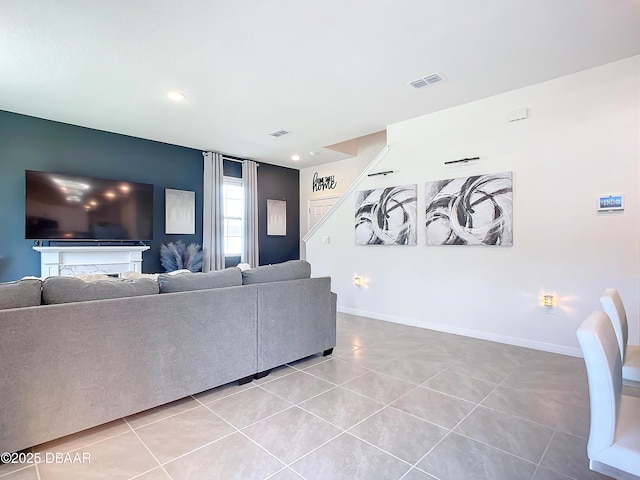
xmin=306 ymin=56 xmax=640 ymax=355
xmin=300 ymin=131 xmax=386 ymax=254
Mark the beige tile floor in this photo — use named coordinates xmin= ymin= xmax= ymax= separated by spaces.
xmin=0 ymin=312 xmax=629 ymax=480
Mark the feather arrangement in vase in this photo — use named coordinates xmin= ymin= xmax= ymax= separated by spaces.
xmin=160 ymin=241 xmax=203 ymax=272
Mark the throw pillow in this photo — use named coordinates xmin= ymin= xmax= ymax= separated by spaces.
xmin=122 ymin=271 xmax=160 ymax=281
xmin=73 ymin=273 xmax=120 ymax=282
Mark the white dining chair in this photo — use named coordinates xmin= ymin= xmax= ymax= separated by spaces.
xmin=576 ymin=311 xmax=640 ymax=479
xmin=600 ymin=289 xmax=640 ymax=387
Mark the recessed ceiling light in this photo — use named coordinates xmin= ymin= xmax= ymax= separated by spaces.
xmin=291 ymin=154 xmax=300 ymax=161
xmin=167 ymin=90 xmax=186 ymax=101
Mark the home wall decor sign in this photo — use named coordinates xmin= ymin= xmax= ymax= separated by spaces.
xmin=312 ymin=172 xmax=337 ymax=192
xmin=355 ymin=184 xmax=417 ymax=245
xmin=424 ymin=172 xmax=513 ymax=246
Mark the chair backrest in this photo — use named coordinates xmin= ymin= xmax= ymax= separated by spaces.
xmin=576 ymin=311 xmax=622 ymax=458
xmin=599 ymin=288 xmax=628 ymax=361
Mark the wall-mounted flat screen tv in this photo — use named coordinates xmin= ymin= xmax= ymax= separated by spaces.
xmin=25 ymin=170 xmax=154 ymax=241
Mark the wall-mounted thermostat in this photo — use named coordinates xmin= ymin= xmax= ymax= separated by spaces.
xmin=597 ymin=194 xmax=624 ymax=213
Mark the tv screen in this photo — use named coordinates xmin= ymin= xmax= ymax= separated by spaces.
xmin=25 ymin=170 xmax=154 ymax=241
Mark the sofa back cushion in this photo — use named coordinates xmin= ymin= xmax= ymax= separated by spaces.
xmin=157 ymin=267 xmax=242 ymax=293
xmin=0 ymin=279 xmax=43 ymax=309
xmin=242 ymin=260 xmax=311 ymax=285
xmin=42 ymin=277 xmax=159 ymax=305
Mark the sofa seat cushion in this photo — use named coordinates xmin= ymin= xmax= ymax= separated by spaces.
xmin=242 ymin=260 xmax=311 ymax=285
xmin=157 ymin=267 xmax=242 ymax=293
xmin=42 ymin=277 xmax=159 ymax=304
xmin=0 ymin=279 xmax=43 ymax=309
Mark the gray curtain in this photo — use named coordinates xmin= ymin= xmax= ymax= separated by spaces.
xmin=202 ymin=152 xmax=225 ymax=271
xmin=242 ymin=159 xmax=259 ymax=267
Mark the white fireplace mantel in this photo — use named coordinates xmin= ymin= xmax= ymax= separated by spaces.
xmin=33 ymin=245 xmax=150 ymax=278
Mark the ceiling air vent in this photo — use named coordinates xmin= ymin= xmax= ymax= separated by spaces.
xmin=408 ymin=72 xmax=444 ymax=89
xmin=269 ymin=129 xmax=290 ymax=137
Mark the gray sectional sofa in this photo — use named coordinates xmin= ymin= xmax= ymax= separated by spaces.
xmin=0 ymin=260 xmax=336 ymax=454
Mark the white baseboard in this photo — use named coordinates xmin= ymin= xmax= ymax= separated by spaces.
xmin=337 ymin=306 xmax=583 ymax=358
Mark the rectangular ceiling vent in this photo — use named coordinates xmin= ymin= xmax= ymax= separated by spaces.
xmin=269 ymin=129 xmax=290 ymax=137
xmin=408 ymin=72 xmax=444 ymax=89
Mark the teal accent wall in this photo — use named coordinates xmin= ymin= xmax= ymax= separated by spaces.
xmin=258 ymin=163 xmax=300 ymax=265
xmin=0 ymin=110 xmax=202 ymax=281
xmin=0 ymin=110 xmax=301 ymax=282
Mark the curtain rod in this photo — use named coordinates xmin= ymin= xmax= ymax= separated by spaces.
xmin=202 ymin=152 xmax=259 ymax=166
xmin=222 ymin=155 xmax=245 ymax=163
xmin=224 ymin=156 xmax=260 ymax=167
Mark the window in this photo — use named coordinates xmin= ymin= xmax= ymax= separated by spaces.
xmin=223 ymin=177 xmax=244 ymax=256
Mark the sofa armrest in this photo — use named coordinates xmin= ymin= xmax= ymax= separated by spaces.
xmin=256 ymin=277 xmax=336 ymax=372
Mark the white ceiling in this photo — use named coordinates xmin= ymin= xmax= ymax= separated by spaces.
xmin=2 ymin=0 xmax=639 ymax=169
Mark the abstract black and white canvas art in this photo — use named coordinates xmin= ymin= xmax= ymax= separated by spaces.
xmin=424 ymin=172 xmax=513 ymax=246
xmin=165 ymin=189 xmax=195 ymax=235
xmin=267 ymin=199 xmax=286 ymax=236
xmin=355 ymin=184 xmax=417 ymax=245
